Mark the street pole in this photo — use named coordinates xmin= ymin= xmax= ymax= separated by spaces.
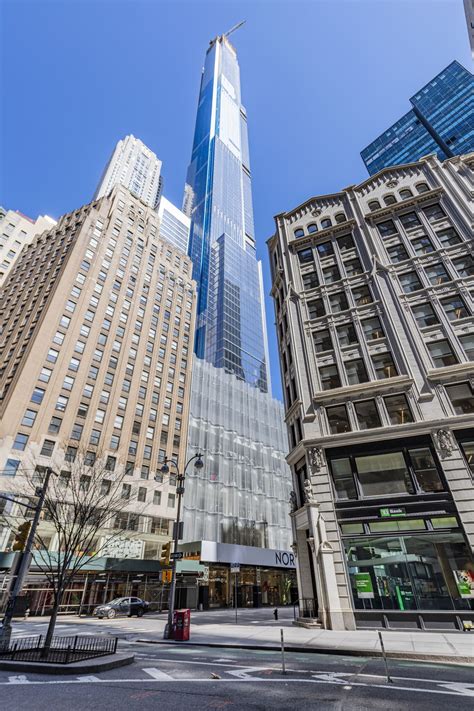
xmin=0 ymin=467 xmax=53 ymax=648
xmin=160 ymin=453 xmax=203 ymax=640
xmin=235 ymin=573 xmax=238 ymax=624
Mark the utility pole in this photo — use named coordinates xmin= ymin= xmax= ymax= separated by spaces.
xmin=0 ymin=467 xmax=54 ymax=648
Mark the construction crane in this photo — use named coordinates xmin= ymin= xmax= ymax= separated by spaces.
xmin=223 ymin=20 xmax=246 ymax=39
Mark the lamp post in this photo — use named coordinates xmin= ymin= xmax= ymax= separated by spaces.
xmin=156 ymin=452 xmax=203 ymax=639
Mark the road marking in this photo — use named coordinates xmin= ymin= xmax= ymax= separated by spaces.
xmin=8 ymin=675 xmax=29 ymax=684
xmin=143 ymin=667 xmax=174 ymax=680
xmin=78 ymin=676 xmax=100 ymax=682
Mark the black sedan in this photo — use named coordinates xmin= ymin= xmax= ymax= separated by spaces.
xmin=93 ymin=597 xmax=150 ymax=619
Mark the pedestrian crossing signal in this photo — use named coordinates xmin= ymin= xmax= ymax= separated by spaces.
xmin=160 ymin=540 xmax=172 ymax=566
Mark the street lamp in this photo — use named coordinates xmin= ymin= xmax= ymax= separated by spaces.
xmin=156 ymin=452 xmax=203 ymax=639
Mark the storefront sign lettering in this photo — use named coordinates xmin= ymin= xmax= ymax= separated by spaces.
xmin=355 ymin=572 xmax=374 ymax=599
xmin=275 ymin=551 xmax=295 ymax=567
xmin=379 ymin=507 xmax=406 ymax=518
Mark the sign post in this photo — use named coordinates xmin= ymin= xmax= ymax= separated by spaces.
xmin=230 ymin=563 xmax=240 ymax=624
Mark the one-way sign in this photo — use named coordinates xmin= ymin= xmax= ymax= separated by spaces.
xmin=170 ymin=552 xmax=184 ymax=560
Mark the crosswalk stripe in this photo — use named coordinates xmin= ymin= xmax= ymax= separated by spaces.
xmin=143 ymin=667 xmax=174 ymax=681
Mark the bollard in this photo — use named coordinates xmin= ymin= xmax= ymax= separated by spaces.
xmin=280 ymin=628 xmax=286 ymax=675
xmin=273 ymin=608 xmax=278 ymax=621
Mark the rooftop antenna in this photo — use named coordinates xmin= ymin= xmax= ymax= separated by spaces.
xmin=223 ymin=20 xmax=246 ymax=39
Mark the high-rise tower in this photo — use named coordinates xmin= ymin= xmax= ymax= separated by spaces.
xmin=179 ymin=30 xmax=293 ymax=572
xmin=184 ymin=30 xmax=270 ymax=392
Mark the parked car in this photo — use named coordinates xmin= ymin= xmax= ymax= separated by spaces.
xmin=93 ymin=597 xmax=150 ymax=619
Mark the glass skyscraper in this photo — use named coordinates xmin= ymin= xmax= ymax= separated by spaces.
xmin=182 ymin=31 xmax=292 ymax=551
xmin=361 ymin=61 xmax=474 ymax=175
xmin=184 ymin=32 xmax=270 ymax=392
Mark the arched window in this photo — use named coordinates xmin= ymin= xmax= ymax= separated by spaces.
xmin=368 ymin=200 xmax=381 ymax=212
xmin=399 ymin=188 xmax=413 ymax=200
xmin=321 ymin=218 xmax=332 ymax=229
xmin=307 ymin=223 xmax=318 ymax=233
xmin=335 ymin=213 xmax=346 ymax=224
xmin=294 ymin=228 xmax=305 ymax=238
xmin=416 ymin=182 xmax=429 ymax=194
xmin=383 ymin=194 xmax=397 ymax=206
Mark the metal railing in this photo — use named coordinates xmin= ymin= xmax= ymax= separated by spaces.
xmin=0 ymin=634 xmax=118 ymax=663
xmin=293 ymin=598 xmax=318 ymax=620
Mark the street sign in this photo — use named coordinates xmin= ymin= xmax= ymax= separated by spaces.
xmin=230 ymin=563 xmax=240 ymax=573
xmin=170 ymin=552 xmax=183 ymax=560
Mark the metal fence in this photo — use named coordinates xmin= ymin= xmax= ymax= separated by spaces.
xmin=0 ymin=634 xmax=118 ymax=664
xmin=293 ymin=598 xmax=318 ymax=619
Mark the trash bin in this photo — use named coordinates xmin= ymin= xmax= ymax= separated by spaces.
xmin=173 ymin=608 xmax=191 ymax=641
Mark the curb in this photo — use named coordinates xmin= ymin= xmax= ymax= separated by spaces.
xmin=0 ymin=652 xmax=135 ymax=675
xmin=135 ymin=639 xmax=473 ymax=666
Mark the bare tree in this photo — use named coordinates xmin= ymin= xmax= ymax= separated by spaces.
xmin=9 ymin=449 xmax=144 ymax=654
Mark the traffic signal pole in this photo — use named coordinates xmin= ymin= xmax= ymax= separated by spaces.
xmin=0 ymin=467 xmax=53 ymax=648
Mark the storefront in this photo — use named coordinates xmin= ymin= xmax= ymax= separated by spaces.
xmin=178 ymin=540 xmax=297 ymax=609
xmin=327 ymin=435 xmax=474 ymax=629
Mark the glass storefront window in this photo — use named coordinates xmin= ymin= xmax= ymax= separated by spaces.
xmin=345 ymin=533 xmax=474 ymax=612
xmin=331 ymin=458 xmax=357 ymax=500
xmin=355 ymin=452 xmax=414 ymax=497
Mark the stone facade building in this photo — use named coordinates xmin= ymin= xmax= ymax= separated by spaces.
xmin=0 ymin=209 xmax=56 ymax=286
xmin=268 ymin=153 xmax=474 ymax=630
xmin=0 ymin=186 xmax=196 ymax=612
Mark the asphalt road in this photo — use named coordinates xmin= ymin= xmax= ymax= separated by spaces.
xmin=2 ymin=641 xmax=474 ymax=710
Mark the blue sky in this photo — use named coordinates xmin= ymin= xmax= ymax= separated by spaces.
xmin=1 ymin=0 xmax=471 ymax=400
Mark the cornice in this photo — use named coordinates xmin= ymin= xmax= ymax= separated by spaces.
xmin=363 ymin=188 xmax=444 ymax=222
xmin=288 ymin=219 xmax=357 ymax=251
xmin=426 ymin=362 xmax=474 ymax=384
xmin=312 ymin=375 xmax=413 ymax=404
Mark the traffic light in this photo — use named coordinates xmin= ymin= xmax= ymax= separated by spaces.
xmin=12 ymin=521 xmax=31 ymax=552
xmin=160 ymin=541 xmax=172 ymax=566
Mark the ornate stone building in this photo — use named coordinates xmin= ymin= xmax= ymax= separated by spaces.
xmin=268 ymin=153 xmax=474 ymax=630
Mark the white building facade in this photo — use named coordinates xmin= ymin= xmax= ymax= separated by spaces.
xmin=0 ymin=209 xmax=56 ymax=286
xmin=268 ymin=153 xmax=474 ymax=631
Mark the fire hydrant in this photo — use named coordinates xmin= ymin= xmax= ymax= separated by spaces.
xmin=273 ymin=608 xmax=278 ymax=621
xmin=24 ymin=608 xmax=30 ymax=621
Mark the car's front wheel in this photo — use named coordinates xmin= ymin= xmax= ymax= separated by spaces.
xmin=107 ymin=609 xmax=116 ymax=619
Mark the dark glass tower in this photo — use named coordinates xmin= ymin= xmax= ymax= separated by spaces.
xmin=361 ymin=61 xmax=474 ymax=175
xmin=184 ymin=32 xmax=270 ymax=392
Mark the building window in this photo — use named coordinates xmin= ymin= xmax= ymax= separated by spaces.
xmin=330 ymin=458 xmax=357 ymax=500
xmin=12 ymin=433 xmax=29 ymax=451
xmin=65 ymin=446 xmax=77 ymax=463
xmin=323 ymin=265 xmax=341 ymax=284
xmin=302 ymin=271 xmax=319 ymax=290
xmin=377 ymin=219 xmax=398 ymax=238
xmin=39 ymin=367 xmax=53 ymax=383
xmin=411 ymin=302 xmax=439 ymax=327
xmin=48 ymin=416 xmax=62 ymax=433
xmin=307 ymin=223 xmax=318 ymax=233
xmin=313 ymin=329 xmax=333 ymax=353
xmin=297 ymin=247 xmax=313 ymax=264
xmin=354 ymin=399 xmax=381 ymax=429
xmin=460 ymin=334 xmax=474 ymax=361
xmin=384 ymin=394 xmax=413 ymax=425
xmin=84 ymin=451 xmax=96 ymax=466
xmin=168 ymin=493 xmax=176 ymax=508
xmin=355 ymin=451 xmax=413 ymax=497
xmin=427 ymin=339 xmax=457 ymax=367
xmin=383 ymin=194 xmax=397 ymax=206
xmin=436 ymin=227 xmax=461 ymax=247
xmin=399 ymin=270 xmax=422 ymax=293
xmin=121 ymin=484 xmax=131 ymax=500
xmin=89 ymin=429 xmax=101 ymax=445
xmin=399 ymin=211 xmax=420 ymax=228
xmin=31 ymin=387 xmax=45 ymax=404
xmin=316 ymin=241 xmax=334 ymax=258
xmin=368 ymin=200 xmax=381 ymax=211
xmin=372 ymin=352 xmax=397 ymax=379
xmin=70 ymin=423 xmax=83 ymax=441
xmin=440 ymin=295 xmax=468 ymax=321
xmin=452 ymin=255 xmax=474 ymax=278
xmin=344 ymin=258 xmax=363 ymax=276
xmin=329 ymin=291 xmax=349 ymax=313
xmin=3 ymin=459 xmax=20 ymax=477
xmin=446 ymin=382 xmax=474 ymax=414
xmin=138 ymin=487 xmax=147 ymax=503
xmin=458 ymin=439 xmax=474 ymax=476
xmin=425 ymin=263 xmax=450 ymax=285
xmin=409 ymin=447 xmax=443 ymax=492
xmin=105 ymin=456 xmax=116 ymax=472
xmin=361 ymin=317 xmax=384 ymax=340
xmin=326 ymin=405 xmax=351 ymax=434
xmin=415 ymin=182 xmax=429 ymax=193
xmin=294 ymin=228 xmax=304 ymax=238
xmin=308 ymin=298 xmax=326 ymax=319
xmin=319 ymin=364 xmax=341 ymax=390
xmin=411 ymin=236 xmax=434 ymax=255
xmin=352 ymin=285 xmax=372 ymax=306
xmin=153 ymin=491 xmax=162 ymax=506
xmin=21 ymin=409 xmax=37 ymax=427
xmin=423 ymin=204 xmax=445 ymax=222
xmin=335 ymin=212 xmax=346 ymax=224
xmin=40 ymin=439 xmax=56 ymax=457
xmin=337 ymin=234 xmax=355 ymax=251
xmin=125 ymin=461 xmax=134 ymax=476
xmin=399 ymin=189 xmax=413 ymax=201
xmin=346 ymin=359 xmax=369 ymax=385
xmin=387 ymin=243 xmax=409 ymax=263
xmin=46 ymin=348 xmax=59 ymax=363
xmin=62 ymin=375 xmax=75 ymax=391
xmin=336 ymin=323 xmax=358 ymax=346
